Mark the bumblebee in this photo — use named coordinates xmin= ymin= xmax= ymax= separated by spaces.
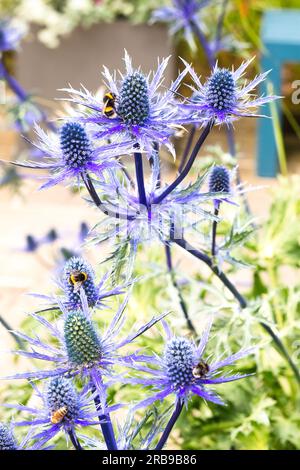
xmin=192 ymin=361 xmax=210 ymax=379
xmin=50 ymin=406 xmax=68 ymax=424
xmin=102 ymin=92 xmax=117 ymax=118
xmin=69 ymin=270 xmax=88 ymax=293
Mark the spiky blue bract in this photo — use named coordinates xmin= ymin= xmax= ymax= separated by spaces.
xmin=0 ymin=423 xmax=17 ymax=450
xmin=62 ymin=256 xmax=98 ymax=309
xmin=60 ymin=122 xmax=92 ymax=168
xmin=11 ymin=122 xmax=131 ymax=189
xmin=62 ymin=51 xmax=191 ymax=157
xmin=132 ymin=319 xmax=254 ymax=409
xmin=209 ymin=165 xmax=231 ymax=194
xmin=183 ymin=58 xmax=280 ymax=125
xmin=46 ymin=377 xmax=79 ymax=422
xmin=118 ymin=72 xmax=150 ymax=125
xmin=164 ymin=337 xmax=195 ymax=389
xmin=64 ymin=310 xmax=102 ymax=366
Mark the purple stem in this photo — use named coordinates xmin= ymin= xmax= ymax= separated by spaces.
xmin=190 ymin=20 xmax=215 ymax=68
xmin=82 ymin=172 xmax=136 ymax=221
xmin=134 ymin=152 xmax=148 ymax=207
xmin=0 ymin=315 xmax=24 ymax=349
xmin=0 ymin=59 xmax=56 ymax=132
xmin=67 ymin=429 xmax=84 ymax=451
xmin=178 ymin=125 xmax=196 ymax=174
xmin=165 ymin=244 xmax=197 ymax=335
xmin=211 ymin=205 xmax=219 ymax=257
xmin=156 ymin=400 xmax=183 ymax=450
xmin=92 ymin=391 xmax=118 ymax=450
xmin=215 ymin=0 xmax=229 ymax=53
xmin=0 ymin=60 xmax=27 ymax=101
xmin=153 ymin=120 xmax=214 ymax=205
xmin=172 ymin=237 xmax=247 ymax=308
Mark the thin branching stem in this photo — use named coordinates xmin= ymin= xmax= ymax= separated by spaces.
xmin=165 ymin=244 xmax=197 ymax=335
xmin=153 ymin=120 xmax=214 ymax=205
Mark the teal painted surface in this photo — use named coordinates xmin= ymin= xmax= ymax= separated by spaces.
xmin=257 ymin=9 xmax=300 ymax=177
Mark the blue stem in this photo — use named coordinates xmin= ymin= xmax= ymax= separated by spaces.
xmin=156 ymin=400 xmax=183 ymax=450
xmin=91 ymin=379 xmax=118 ymax=451
xmin=153 ymin=120 xmax=214 ymax=205
xmin=134 ymin=152 xmax=148 ymax=207
xmin=190 ymin=20 xmax=215 ymax=68
xmin=165 ymin=244 xmax=197 ymax=335
xmin=211 ymin=205 xmax=220 ymax=257
xmin=67 ymin=428 xmax=84 ymax=451
xmin=0 ymin=60 xmax=27 ymax=101
xmin=178 ymin=125 xmax=196 ymax=173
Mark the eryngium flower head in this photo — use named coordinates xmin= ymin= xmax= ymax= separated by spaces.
xmin=184 ymin=58 xmax=279 ymax=125
xmin=6 ymin=378 xmax=107 ymax=449
xmin=62 ymin=256 xmax=98 ymax=309
xmin=164 ymin=337 xmax=196 ymax=388
xmin=33 ymin=256 xmax=128 ymax=312
xmin=46 ymin=377 xmax=80 ymax=423
xmin=151 ymin=1 xmax=210 ymax=51
xmin=118 ymin=72 xmax=150 ymax=125
xmin=12 ymin=122 xmax=130 ymax=189
xmin=64 ymin=310 xmax=102 ymax=366
xmin=60 ymin=122 xmax=92 ymax=168
xmin=209 ymin=165 xmax=231 ymax=194
xmin=6 ymin=291 xmax=167 ymax=413
xmin=133 ymin=319 xmax=254 ymax=408
xmin=0 ymin=19 xmax=25 ymax=52
xmin=0 ymin=423 xmax=17 ymax=450
xmin=62 ymin=51 xmax=191 ymax=156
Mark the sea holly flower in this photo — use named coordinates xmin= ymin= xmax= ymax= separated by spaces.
xmin=32 ymin=256 xmax=128 ymax=311
xmin=62 ymin=51 xmax=190 ymax=156
xmin=132 ymin=319 xmax=253 ymax=408
xmin=5 ymin=291 xmax=167 ymax=412
xmin=4 ymin=377 xmax=113 ymax=449
xmin=0 ymin=423 xmax=18 ymax=450
xmin=12 ymin=121 xmax=131 ymax=189
xmin=0 ymin=19 xmax=25 ymax=52
xmin=151 ymin=0 xmax=211 ymax=51
xmin=184 ymin=59 xmax=279 ymax=125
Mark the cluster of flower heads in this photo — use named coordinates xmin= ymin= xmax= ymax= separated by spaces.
xmin=1 ymin=255 xmax=254 ymax=450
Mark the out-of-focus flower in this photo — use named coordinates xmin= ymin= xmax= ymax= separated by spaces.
xmin=62 ymin=51 xmax=190 ymax=156
xmin=151 ymin=0 xmax=210 ymax=50
xmin=0 ymin=19 xmax=25 ymax=52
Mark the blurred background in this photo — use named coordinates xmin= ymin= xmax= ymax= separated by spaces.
xmin=1 ymin=0 xmax=300 ymax=450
